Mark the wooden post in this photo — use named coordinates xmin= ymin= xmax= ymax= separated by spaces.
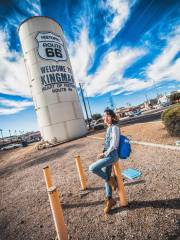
xmin=75 ymin=155 xmax=87 ymax=190
xmin=48 ymin=186 xmax=68 ymax=240
xmin=43 ymin=165 xmax=53 ymax=189
xmin=113 ymin=161 xmax=128 ymax=206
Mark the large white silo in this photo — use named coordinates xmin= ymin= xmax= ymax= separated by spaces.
xmin=19 ymin=16 xmax=87 ymax=143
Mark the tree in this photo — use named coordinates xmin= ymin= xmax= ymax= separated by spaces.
xmin=92 ymin=113 xmax=102 ymax=120
xmin=149 ymin=98 xmax=158 ymax=105
xmin=170 ymin=92 xmax=180 ymax=103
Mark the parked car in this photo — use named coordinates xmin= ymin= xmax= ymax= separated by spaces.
xmin=93 ymin=118 xmax=105 ymax=130
xmin=154 ymin=104 xmax=162 ymax=109
xmin=21 ymin=140 xmax=28 ymax=147
xmin=127 ymin=111 xmax=134 ymax=117
xmin=126 ymin=109 xmax=141 ymax=117
xmin=90 ymin=120 xmax=96 ymax=126
xmin=133 ymin=109 xmax=142 ymax=116
xmin=1 ymin=143 xmax=22 ymax=151
xmin=160 ymin=102 xmax=170 ymax=107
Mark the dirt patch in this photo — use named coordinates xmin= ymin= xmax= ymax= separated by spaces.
xmin=0 ymin=129 xmax=180 ymax=240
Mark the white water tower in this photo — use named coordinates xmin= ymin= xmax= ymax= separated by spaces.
xmin=19 ymin=16 xmax=87 ymax=143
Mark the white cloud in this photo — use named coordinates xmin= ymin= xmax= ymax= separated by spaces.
xmin=28 ymin=1 xmax=41 ymax=16
xmin=123 ymin=91 xmax=134 ymax=96
xmin=146 ymin=26 xmax=180 ymax=84
xmin=1 ymin=1 xmax=179 ymax=118
xmin=103 ymin=0 xmax=136 ymax=43
xmin=0 ymin=1 xmax=41 ymax=115
xmin=0 ymin=98 xmax=33 ymax=108
xmin=67 ymin=6 xmax=151 ymax=98
xmin=0 ymin=31 xmax=30 ymax=97
xmin=68 ymin=27 xmax=95 ymax=84
xmin=112 ymin=25 xmax=180 ymax=96
xmin=0 ymin=98 xmax=33 ymax=115
xmin=113 ymin=78 xmax=151 ymax=95
xmin=85 ymin=47 xmax=147 ymax=96
xmin=6 ymin=0 xmax=41 ymax=27
xmin=68 ymin=25 xmax=148 ymax=97
xmin=167 ymin=85 xmax=177 ymax=89
xmin=0 ymin=107 xmax=25 ymax=115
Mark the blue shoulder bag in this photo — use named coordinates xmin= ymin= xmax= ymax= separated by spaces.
xmin=118 ymin=135 xmax=131 ymax=159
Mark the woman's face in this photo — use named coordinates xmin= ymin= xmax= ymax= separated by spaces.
xmin=103 ymin=112 xmax=112 ymax=125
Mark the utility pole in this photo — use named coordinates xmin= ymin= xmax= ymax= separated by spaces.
xmin=108 ymin=93 xmax=115 ymax=110
xmin=0 ymin=129 xmax=4 ymax=145
xmin=15 ymin=130 xmax=18 ymax=141
xmin=83 ymin=87 xmax=93 ymax=119
xmin=145 ymin=94 xmax=149 ymax=103
xmin=9 ymin=129 xmax=12 ymax=143
xmin=152 ymin=78 xmax=159 ymax=100
xmin=79 ymin=83 xmax=91 ymax=129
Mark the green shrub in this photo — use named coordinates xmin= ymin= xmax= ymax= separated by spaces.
xmin=161 ymin=108 xmax=171 ymax=122
xmin=161 ymin=104 xmax=180 ymax=136
xmin=161 ymin=103 xmax=180 ymax=122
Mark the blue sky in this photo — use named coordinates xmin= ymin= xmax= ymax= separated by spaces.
xmin=0 ymin=0 xmax=180 ymax=135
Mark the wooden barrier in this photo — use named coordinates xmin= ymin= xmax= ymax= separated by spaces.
xmin=48 ymin=186 xmax=68 ymax=240
xmin=113 ymin=161 xmax=128 ymax=206
xmin=75 ymin=155 xmax=87 ymax=190
xmin=43 ymin=165 xmax=53 ymax=189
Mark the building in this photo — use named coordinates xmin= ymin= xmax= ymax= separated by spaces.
xmin=158 ymin=95 xmax=170 ymax=106
xmin=115 ymin=105 xmax=142 ymax=119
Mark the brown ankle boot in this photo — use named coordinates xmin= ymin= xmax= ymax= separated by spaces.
xmin=104 ymin=198 xmax=116 ymax=214
xmin=107 ymin=176 xmax=117 ymax=191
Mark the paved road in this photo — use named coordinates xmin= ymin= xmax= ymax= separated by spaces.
xmin=118 ymin=107 xmax=168 ymax=126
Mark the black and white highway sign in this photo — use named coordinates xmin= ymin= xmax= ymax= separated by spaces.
xmin=36 ymin=32 xmax=67 ymax=62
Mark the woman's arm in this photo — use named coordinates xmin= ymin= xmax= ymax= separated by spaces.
xmin=103 ymin=126 xmax=120 ymax=157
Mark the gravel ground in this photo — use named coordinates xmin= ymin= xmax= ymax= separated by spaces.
xmin=93 ymin=120 xmax=179 ymax=146
xmin=0 ymin=128 xmax=180 ymax=240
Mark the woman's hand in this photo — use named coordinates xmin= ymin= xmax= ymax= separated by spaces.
xmin=97 ymin=153 xmax=104 ymax=159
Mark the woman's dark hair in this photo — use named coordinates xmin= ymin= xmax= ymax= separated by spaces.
xmin=104 ymin=108 xmax=118 ymax=124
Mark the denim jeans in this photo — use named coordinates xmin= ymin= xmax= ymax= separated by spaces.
xmin=89 ymin=150 xmax=118 ymax=198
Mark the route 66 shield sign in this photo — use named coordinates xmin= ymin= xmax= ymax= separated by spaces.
xmin=36 ymin=32 xmax=67 ymax=62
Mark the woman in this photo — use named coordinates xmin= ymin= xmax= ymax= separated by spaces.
xmin=89 ymin=109 xmax=120 ymax=214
